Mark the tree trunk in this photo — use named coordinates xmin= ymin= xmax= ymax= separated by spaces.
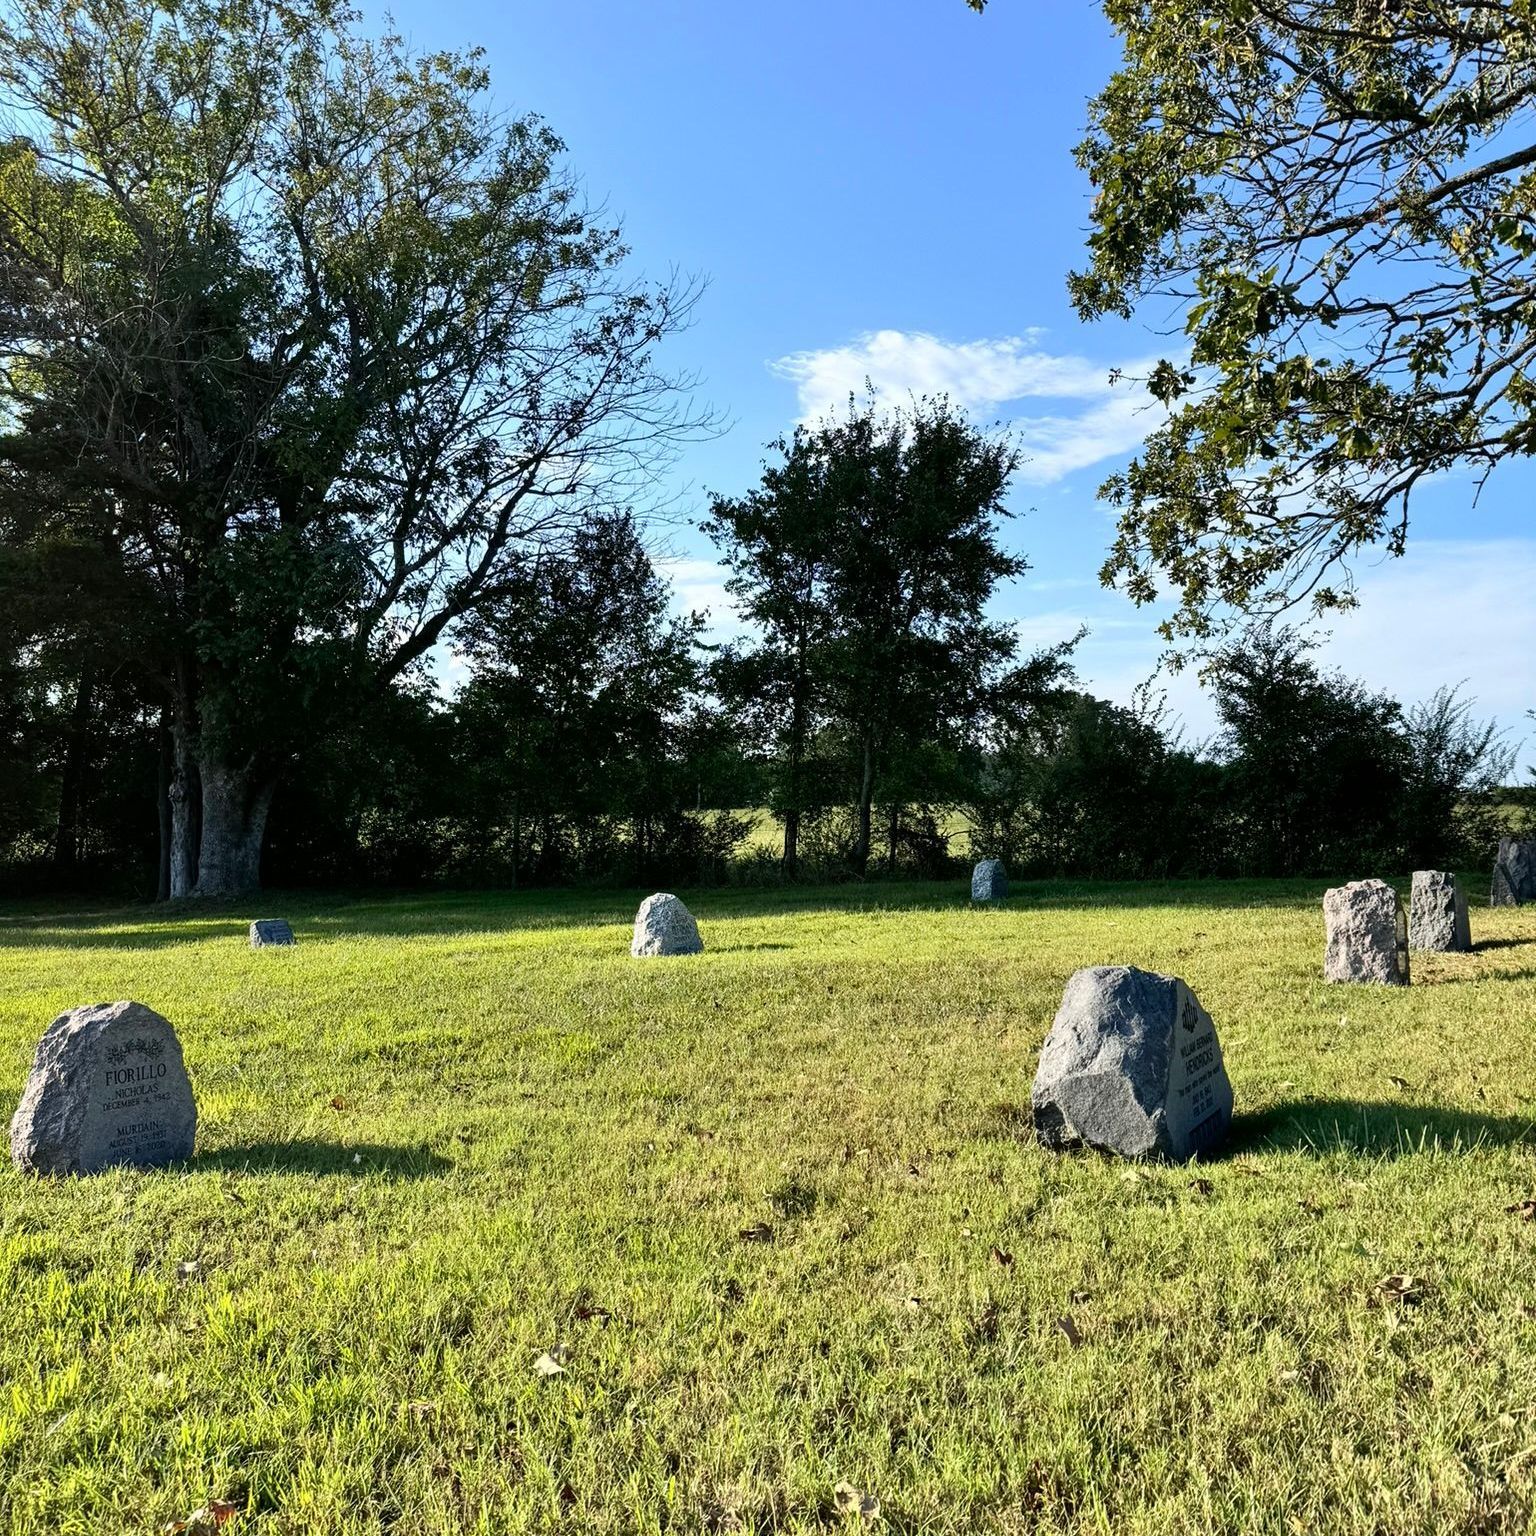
xmin=156 ymin=717 xmax=173 ymax=902
xmin=850 ymin=738 xmax=875 ymax=873
xmin=52 ymin=666 xmax=95 ymax=876
xmin=193 ymin=757 xmax=276 ymax=898
xmin=887 ymin=800 xmax=899 ymax=872
xmin=782 ymin=806 xmax=801 ymax=880
xmin=167 ymin=726 xmax=200 ymax=899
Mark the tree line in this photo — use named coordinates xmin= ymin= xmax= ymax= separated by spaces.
xmin=0 ymin=0 xmax=1529 ymax=900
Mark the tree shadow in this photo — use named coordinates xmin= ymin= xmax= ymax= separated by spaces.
xmin=1475 ymin=936 xmax=1534 ymax=953
xmin=1227 ymin=1099 xmax=1536 ymax=1159
xmin=194 ymin=1139 xmax=452 ymax=1178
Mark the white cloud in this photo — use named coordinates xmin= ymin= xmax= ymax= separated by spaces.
xmin=770 ymin=329 xmax=1169 ymax=485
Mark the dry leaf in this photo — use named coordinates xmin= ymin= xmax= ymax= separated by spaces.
xmin=1055 ymin=1314 xmax=1083 ymax=1347
xmin=832 ymin=1480 xmax=880 ymax=1523
xmin=163 ymin=1500 xmax=238 ymax=1535
xmin=1188 ymin=1178 xmax=1214 ymax=1197
xmin=1070 ymin=1289 xmax=1092 ymax=1305
xmin=329 ymin=1095 xmax=347 ymax=1111
xmin=1507 ymin=1200 xmax=1536 ymax=1222
xmin=738 ymin=1222 xmax=775 ymax=1244
xmin=533 ymin=1346 xmax=569 ymax=1378
xmin=989 ymin=1245 xmax=1014 ymax=1268
xmin=1298 ymin=1197 xmax=1324 ymax=1217
xmin=1386 ymin=1076 xmax=1411 ymax=1091
xmin=175 ymin=1259 xmax=201 ymax=1282
xmin=903 ymin=1295 xmax=923 ymax=1310
xmin=574 ymin=1299 xmax=612 ymax=1323
xmin=1378 ymin=1274 xmax=1426 ymax=1305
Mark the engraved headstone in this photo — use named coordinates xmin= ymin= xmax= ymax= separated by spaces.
xmin=1409 ymin=870 xmax=1472 ymax=953
xmin=1492 ymin=838 xmax=1536 ymax=908
xmin=250 ymin=919 xmax=295 ymax=948
xmin=1032 ymin=965 xmax=1234 ymax=1162
xmin=971 ymin=859 xmax=1009 ymax=902
xmin=631 ymin=893 xmax=703 ymax=957
xmin=10 ymin=1001 xmax=196 ymax=1176
xmin=1323 ymin=879 xmax=1409 ymax=985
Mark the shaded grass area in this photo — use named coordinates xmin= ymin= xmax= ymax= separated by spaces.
xmin=1 ymin=878 xmax=1535 ymax=1534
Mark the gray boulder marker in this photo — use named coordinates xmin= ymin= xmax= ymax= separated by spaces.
xmin=971 ymin=859 xmax=1009 ymax=902
xmin=1323 ymin=879 xmax=1409 ymax=985
xmin=1492 ymin=838 xmax=1536 ymax=908
xmin=1032 ymin=966 xmax=1234 ymax=1162
xmin=250 ymin=919 xmax=295 ymax=948
xmin=1410 ymin=870 xmax=1472 ymax=953
xmin=10 ymin=1001 xmax=196 ymax=1175
xmin=631 ymin=893 xmax=704 ymax=957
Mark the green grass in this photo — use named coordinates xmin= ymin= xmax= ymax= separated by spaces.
xmin=2 ymin=878 xmax=1536 ymax=1535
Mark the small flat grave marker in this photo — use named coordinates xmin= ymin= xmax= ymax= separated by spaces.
xmin=250 ymin=919 xmax=296 ymax=948
xmin=10 ymin=1001 xmax=196 ymax=1176
xmin=1032 ymin=965 xmax=1234 ymax=1162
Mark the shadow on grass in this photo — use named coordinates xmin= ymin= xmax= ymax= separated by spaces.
xmin=0 ymin=876 xmax=1352 ymax=949
xmin=195 ymin=1139 xmax=452 ymax=1178
xmin=1475 ymin=936 xmax=1535 ymax=953
xmin=1228 ymin=1099 xmax=1536 ymax=1158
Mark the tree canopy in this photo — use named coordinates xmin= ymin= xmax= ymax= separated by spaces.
xmin=1039 ymin=2 xmax=1536 ymax=642
xmin=0 ymin=0 xmax=701 ymax=895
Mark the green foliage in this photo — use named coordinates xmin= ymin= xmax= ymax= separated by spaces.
xmin=0 ymin=0 xmax=698 ymax=893
xmin=1062 ymin=2 xmax=1536 ymax=640
xmin=704 ymin=395 xmax=1050 ymax=874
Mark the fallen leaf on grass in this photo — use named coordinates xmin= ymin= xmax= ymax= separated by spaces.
xmin=405 ymin=1400 xmax=438 ymax=1422
xmin=832 ymin=1480 xmax=880 ymax=1523
xmin=902 ymin=1295 xmax=923 ymax=1310
xmin=1507 ymin=1200 xmax=1536 ymax=1222
xmin=1298 ymin=1197 xmax=1324 ymax=1217
xmin=329 ymin=1095 xmax=348 ymax=1111
xmin=532 ymin=1346 xmax=570 ymax=1378
xmin=1378 ymin=1274 xmax=1426 ymax=1305
xmin=738 ymin=1223 xmax=775 ymax=1244
xmin=1188 ymin=1178 xmax=1214 ymax=1197
xmin=1386 ymin=1076 xmax=1411 ymax=1091
xmin=574 ymin=1299 xmax=613 ymax=1324
xmin=162 ymin=1500 xmax=237 ymax=1535
xmin=175 ymin=1259 xmax=201 ymax=1282
xmin=1055 ymin=1315 xmax=1083 ymax=1347
xmin=989 ymin=1245 xmax=1014 ymax=1268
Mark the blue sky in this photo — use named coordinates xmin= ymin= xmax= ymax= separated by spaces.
xmin=387 ymin=0 xmax=1534 ymax=770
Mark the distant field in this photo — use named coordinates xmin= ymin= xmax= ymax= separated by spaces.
xmin=2 ymin=878 xmax=1535 ymax=1534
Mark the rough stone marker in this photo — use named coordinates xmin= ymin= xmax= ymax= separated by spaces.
xmin=631 ymin=893 xmax=704 ymax=957
xmin=1492 ymin=838 xmax=1536 ymax=908
xmin=1323 ymin=879 xmax=1409 ymax=985
xmin=1032 ymin=965 xmax=1234 ymax=1162
xmin=971 ymin=859 xmax=1009 ymax=902
xmin=1409 ymin=870 xmax=1471 ymax=953
xmin=10 ymin=1001 xmax=197 ymax=1175
xmin=250 ymin=919 xmax=296 ymax=947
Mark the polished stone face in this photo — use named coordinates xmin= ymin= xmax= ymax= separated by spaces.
xmin=250 ymin=919 xmax=296 ymax=947
xmin=10 ymin=1001 xmax=197 ymax=1176
xmin=971 ymin=859 xmax=1009 ymax=902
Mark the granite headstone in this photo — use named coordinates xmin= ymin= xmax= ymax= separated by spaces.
xmin=250 ymin=919 xmax=296 ymax=948
xmin=10 ymin=1001 xmax=196 ymax=1175
xmin=1032 ymin=965 xmax=1234 ymax=1162
xmin=971 ymin=859 xmax=1009 ymax=902
xmin=631 ymin=893 xmax=704 ymax=957
xmin=1409 ymin=870 xmax=1471 ymax=953
xmin=1323 ymin=879 xmax=1409 ymax=985
xmin=1492 ymin=838 xmax=1536 ymax=908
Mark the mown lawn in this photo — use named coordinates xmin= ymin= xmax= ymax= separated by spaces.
xmin=2 ymin=878 xmax=1535 ymax=1535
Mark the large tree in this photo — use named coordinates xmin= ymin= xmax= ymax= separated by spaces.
xmin=0 ymin=0 xmax=699 ymax=896
xmin=976 ymin=1 xmax=1536 ymax=641
xmin=706 ymin=396 xmax=1029 ymax=875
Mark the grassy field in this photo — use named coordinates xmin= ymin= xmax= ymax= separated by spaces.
xmin=2 ymin=878 xmax=1535 ymax=1535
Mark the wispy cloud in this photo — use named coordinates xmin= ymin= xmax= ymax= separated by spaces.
xmin=770 ymin=329 xmax=1169 ymax=485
